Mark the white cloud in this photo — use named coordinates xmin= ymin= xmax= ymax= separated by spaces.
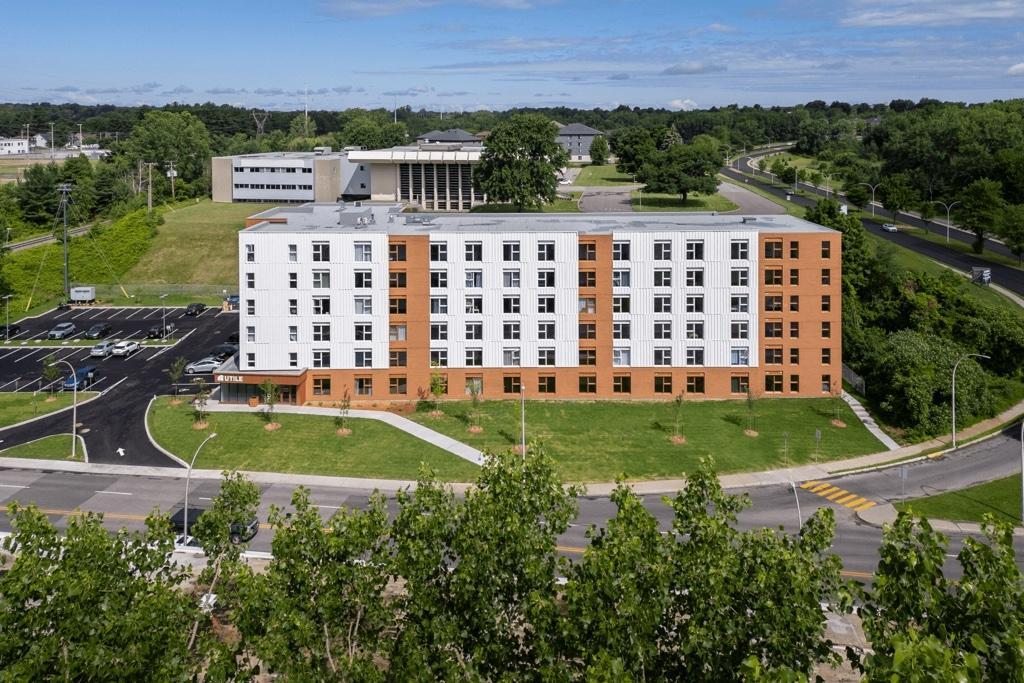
xmin=662 ymin=61 xmax=727 ymax=75
xmin=843 ymin=0 xmax=1024 ymax=27
xmin=668 ymin=98 xmax=698 ymax=110
xmin=1008 ymin=62 xmax=1024 ymax=75
xmin=319 ymin=0 xmax=547 ymax=17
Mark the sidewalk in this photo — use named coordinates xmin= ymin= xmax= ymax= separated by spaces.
xmin=857 ymin=503 xmax=1024 ymax=537
xmin=841 ymin=392 xmax=899 ymax=451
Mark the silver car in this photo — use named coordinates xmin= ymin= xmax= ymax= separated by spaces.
xmin=47 ymin=322 xmax=76 ymax=340
xmin=186 ymin=356 xmax=221 ymax=374
xmin=90 ymin=340 xmax=116 ymax=358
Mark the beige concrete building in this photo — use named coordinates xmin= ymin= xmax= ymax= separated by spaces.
xmin=347 ymin=142 xmax=485 ymax=211
xmin=211 ymin=148 xmax=370 ymax=204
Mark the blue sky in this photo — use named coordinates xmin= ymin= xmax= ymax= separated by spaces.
xmin=4 ymin=0 xmax=1023 ymax=111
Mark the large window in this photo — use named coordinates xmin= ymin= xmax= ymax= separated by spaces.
xmin=355 ymin=350 xmax=373 ymax=368
xmin=354 ymin=242 xmax=372 ymax=262
xmin=613 ymin=348 xmax=631 ymax=366
xmin=578 ymin=271 xmax=596 ymax=288
xmin=353 ymin=297 xmax=372 ymax=315
xmin=354 ymin=271 xmax=372 ymax=288
xmin=579 ymin=349 xmax=596 ymax=366
xmin=579 ymin=243 xmax=596 ymax=261
xmin=389 ymin=376 xmax=407 ymax=395
xmin=466 ymin=296 xmax=483 ymax=314
xmin=312 ymin=242 xmax=330 ymax=262
xmin=654 ymin=269 xmax=672 ymax=287
xmin=313 ymin=349 xmax=331 ymax=368
xmin=578 ymin=297 xmax=596 ymax=314
xmin=686 ymin=348 xmax=705 ymax=365
xmin=465 ymin=349 xmax=483 ymax=366
xmin=537 ymin=241 xmax=555 ymax=261
xmin=730 ymin=321 xmax=749 ymax=339
xmin=655 ymin=376 xmax=672 ymax=394
xmin=612 ymin=241 xmax=630 ymax=261
xmin=430 ymin=270 xmax=448 ymax=288
xmin=654 ymin=295 xmax=672 ymax=313
xmin=613 ymin=322 xmax=631 ymax=340
xmin=389 ymin=324 xmax=407 ymax=341
xmin=731 ymin=375 xmax=750 ymax=393
xmin=430 ymin=296 xmax=448 ymax=315
xmin=612 ymin=296 xmax=630 ymax=313
xmin=764 ymin=240 xmax=782 ymax=259
xmin=245 ymin=244 xmax=255 ymax=262
xmin=765 ymin=374 xmax=783 ymax=393
xmin=430 ymin=323 xmax=448 ymax=341
xmin=685 ymin=269 xmax=704 ymax=287
xmin=504 ymin=270 xmax=521 ymax=288
xmin=538 ymin=348 xmax=555 ymax=366
xmin=389 ymin=272 xmax=406 ymax=288
xmin=538 ymin=376 xmax=556 ymax=394
xmin=654 ymin=321 xmax=672 ymax=339
xmin=731 ymin=240 xmax=749 ymax=259
xmin=685 ymin=295 xmax=703 ymax=313
xmin=465 ymin=322 xmax=483 ymax=340
xmin=613 ymin=375 xmax=632 ymax=394
xmin=537 ymin=296 xmax=555 ymax=314
xmin=686 ymin=322 xmax=704 ymax=339
xmin=389 ymin=243 xmax=406 ymax=262
xmin=503 ymin=348 xmax=521 ymax=366
xmin=686 ymin=375 xmax=705 ymax=394
xmin=730 ymin=347 xmax=749 ymax=366
xmin=313 ymin=296 xmax=331 ymax=315
xmin=731 ymin=268 xmax=749 ymax=287
xmin=465 ymin=242 xmax=482 ymax=261
xmin=389 ymin=350 xmax=407 ymax=367
xmin=731 ymin=295 xmax=749 ymax=313
xmin=430 ymin=349 xmax=448 ymax=366
xmin=685 ymin=240 xmax=704 ymax=260
xmin=654 ymin=348 xmax=672 ymax=366
xmin=538 ymin=322 xmax=555 ymax=340
xmin=465 ymin=270 xmax=483 ymax=288
xmin=537 ymin=270 xmax=555 ymax=287
xmin=654 ymin=240 xmax=672 ymax=260
xmin=503 ymin=241 xmax=520 ymax=261
xmin=430 ymin=242 xmax=447 ymax=262
xmin=503 ymin=296 xmax=520 ymax=314
xmin=579 ymin=375 xmax=597 ymax=393
xmin=313 ymin=323 xmax=331 ymax=342
xmin=503 ymin=322 xmax=521 ymax=340
xmin=579 ymin=322 xmax=596 ymax=339
xmin=764 ymin=268 xmax=782 ymax=286
xmin=312 ymin=270 xmax=330 ymax=288
xmin=612 ymin=269 xmax=631 ymax=287
xmin=504 ymin=376 xmax=521 ymax=393
xmin=313 ymin=378 xmax=331 ymax=396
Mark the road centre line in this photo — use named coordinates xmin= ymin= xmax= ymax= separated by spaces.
xmin=95 ymin=490 xmax=133 ymax=496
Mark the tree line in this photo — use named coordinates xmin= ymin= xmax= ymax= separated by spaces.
xmin=1 ymin=452 xmax=1020 ymax=681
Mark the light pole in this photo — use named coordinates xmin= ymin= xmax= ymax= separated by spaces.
xmin=951 ymin=353 xmax=990 ymax=450
xmin=935 ymin=200 xmax=960 ymax=244
xmin=1020 ymin=419 xmax=1023 ymax=525
xmin=824 ymin=174 xmax=833 ymax=200
xmin=3 ymin=294 xmax=11 ymax=340
xmin=789 ymin=481 xmax=803 ymax=528
xmin=50 ymin=358 xmax=79 ymax=461
xmin=183 ymin=432 xmax=217 ymax=545
xmin=160 ymin=293 xmax=168 ymax=339
xmin=858 ymin=182 xmax=880 ymax=216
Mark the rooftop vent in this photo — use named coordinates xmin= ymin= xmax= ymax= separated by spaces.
xmin=313 ymin=146 xmax=333 ymax=155
xmin=741 ymin=216 xmax=754 ymax=223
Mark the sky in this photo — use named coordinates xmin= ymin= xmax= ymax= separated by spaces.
xmin=4 ymin=0 xmax=1023 ymax=112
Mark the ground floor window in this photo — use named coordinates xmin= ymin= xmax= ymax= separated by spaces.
xmin=613 ymin=375 xmax=631 ymax=394
xmin=579 ymin=375 xmax=597 ymax=393
xmin=465 ymin=376 xmax=483 ymax=396
xmin=821 ymin=375 xmax=832 ymax=393
xmin=538 ymin=376 xmax=556 ymax=394
xmin=389 ymin=376 xmax=407 ymax=395
xmin=790 ymin=375 xmax=800 ymax=392
xmin=504 ymin=376 xmax=521 ymax=394
xmin=312 ymin=377 xmax=331 ymax=396
xmin=730 ymin=375 xmax=749 ymax=393
xmin=654 ymin=375 xmax=672 ymax=394
xmin=765 ymin=374 xmax=783 ymax=393
xmin=686 ymin=374 xmax=705 ymax=394
xmin=355 ymin=377 xmax=372 ymax=396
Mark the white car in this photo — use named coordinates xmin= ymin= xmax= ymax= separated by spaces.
xmin=90 ymin=340 xmax=116 ymax=358
xmin=186 ymin=356 xmax=221 ymax=374
xmin=881 ymin=223 xmax=897 ymax=233
xmin=111 ymin=340 xmax=140 ymax=357
xmin=558 ymin=178 xmax=572 ymax=185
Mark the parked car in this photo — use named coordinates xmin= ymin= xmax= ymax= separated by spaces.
xmin=226 ymin=331 xmax=239 ymax=344
xmin=147 ymin=322 xmax=176 ymax=339
xmin=85 ymin=323 xmax=112 ymax=339
xmin=169 ymin=507 xmax=259 ymax=545
xmin=881 ymin=223 xmax=897 ymax=233
xmin=111 ymin=340 xmax=140 ymax=357
xmin=210 ymin=343 xmax=238 ymax=361
xmin=90 ymin=340 xmax=117 ymax=358
xmin=225 ymin=294 xmax=240 ymax=310
xmin=47 ymin=322 xmax=76 ymax=340
xmin=0 ymin=324 xmax=21 ymax=340
xmin=185 ymin=356 xmax=221 ymax=374
xmin=185 ymin=302 xmax=206 ymax=316
xmin=63 ymin=366 xmax=97 ymax=391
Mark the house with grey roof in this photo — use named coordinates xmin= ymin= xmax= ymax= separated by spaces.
xmin=557 ymin=123 xmax=605 ymax=162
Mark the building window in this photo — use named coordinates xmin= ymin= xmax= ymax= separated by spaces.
xmin=654 ymin=321 xmax=672 ymax=340
xmin=822 ymin=375 xmax=833 ymax=393
xmin=355 ymin=350 xmax=373 ymax=368
xmin=654 ymin=295 xmax=672 ymax=313
xmin=503 ymin=348 xmax=521 ymax=366
xmin=389 ymin=243 xmax=406 ymax=262
xmin=461 ymin=270 xmax=482 ymax=289
xmin=765 ymin=347 xmax=783 ymax=364
xmin=731 ymin=347 xmax=749 ymax=366
xmin=764 ymin=295 xmax=783 ymax=312
xmin=686 ymin=321 xmax=704 ymax=339
xmin=764 ymin=321 xmax=783 ymax=338
xmin=430 ymin=296 xmax=448 ymax=315
xmin=353 ymin=297 xmax=372 ymax=315
xmin=504 ymin=375 xmax=521 ymax=394
xmin=246 ymin=299 xmax=255 ymax=315
xmin=353 ymin=323 xmax=372 ymax=341
xmin=822 ymin=240 xmax=832 ymax=258
xmin=790 ymin=295 xmax=800 ymax=312
xmin=388 ymin=376 xmax=407 ymax=395
xmin=537 ymin=296 xmax=555 ymax=314
xmin=822 ymin=295 xmax=832 ymax=312
xmin=312 ymin=242 xmax=330 ymax=262
xmin=389 ymin=271 xmax=407 ymax=288
xmin=537 ymin=241 xmax=555 ymax=261
xmin=313 ymin=350 xmax=331 ymax=368
xmin=789 ymin=241 xmax=800 ymax=259
xmin=579 ymin=322 xmax=596 ymax=339
xmin=821 ymin=268 xmax=831 ymax=285
xmin=579 ymin=375 xmax=597 ymax=393
xmin=731 ymin=240 xmax=749 ymax=259
xmin=730 ymin=295 xmax=749 ymax=313
xmin=613 ymin=375 xmax=632 ymax=394
xmin=313 ymin=323 xmax=331 ymax=342
xmin=822 ymin=348 xmax=832 ymax=365
xmin=685 ymin=375 xmax=704 ymax=394
xmin=285 ymin=299 xmax=296 ymax=316
xmin=731 ymin=321 xmax=749 ymax=339
xmin=430 ymin=350 xmax=448 ymax=367
xmin=465 ymin=376 xmax=483 ymax=397
xmin=538 ymin=322 xmax=555 ymax=340
xmin=354 ymin=242 xmax=372 ymax=262
xmin=504 ymin=296 xmax=521 ymax=314
xmin=579 ymin=349 xmax=596 ymax=366
xmin=538 ymin=376 xmax=556 ymax=394
xmin=731 ymin=268 xmax=749 ymax=287
xmin=654 ymin=240 xmax=672 ymax=260
xmin=355 ymin=377 xmax=373 ymax=396
xmin=613 ymin=348 xmax=631 ymax=366
xmin=465 ymin=242 xmax=482 ymax=261
xmin=430 ymin=270 xmax=448 ymax=288
xmin=790 ymin=347 xmax=800 ymax=364
xmin=313 ymin=378 xmax=332 ymax=396
xmin=503 ymin=322 xmax=521 ymax=340
xmin=430 ymin=242 xmax=447 ymax=262
xmin=537 ymin=270 xmax=555 ymax=288
xmin=579 ymin=243 xmax=596 ymax=261
xmin=765 ymin=374 xmax=783 ymax=393
xmin=612 ymin=296 xmax=631 ymax=313
xmin=538 ymin=348 xmax=555 ymax=366
xmin=579 ymin=271 xmax=596 ymax=287
xmin=503 ymin=241 xmax=520 ymax=261
xmin=612 ymin=241 xmax=630 ymax=260
xmin=764 ymin=240 xmax=783 ymax=259
xmin=390 ymin=350 xmax=407 ymax=367
xmin=685 ymin=295 xmax=703 ymax=313
xmin=286 ymin=272 xmax=297 ymax=289
xmin=245 ymin=325 xmax=255 ymax=343
xmin=466 ymin=349 xmax=483 ymax=366
xmin=790 ymin=321 xmax=800 ymax=338
xmin=654 ymin=348 xmax=672 ymax=366
xmin=765 ymin=268 xmax=782 ymax=286
xmin=245 ymin=243 xmax=255 ymax=262
xmin=288 ymin=325 xmax=298 ymax=342
xmin=686 ymin=348 xmax=704 ymax=365
xmin=685 ymin=240 xmax=704 ymax=260
xmin=313 ymin=296 xmax=331 ymax=315
xmin=612 ymin=269 xmax=631 ymax=287
xmin=822 ymin=322 xmax=832 ymax=339
xmin=355 ymin=271 xmax=372 ymax=288
xmin=288 ymin=244 xmax=297 ymax=262
xmin=655 ymin=375 xmax=673 ymax=394
xmin=246 ymin=272 xmax=255 ymax=289
xmin=685 ymin=269 xmax=704 ymax=287
xmin=790 ymin=268 xmax=800 ymax=285
xmin=578 ymin=297 xmax=596 ymax=314
xmin=654 ymin=269 xmax=672 ymax=287
xmin=389 ymin=324 xmax=407 ymax=341
xmin=790 ymin=375 xmax=800 ymax=392
xmin=613 ymin=322 xmax=631 ymax=340
xmin=504 ymin=270 xmax=521 ymax=288
xmin=731 ymin=375 xmax=750 ymax=393
xmin=466 ymin=322 xmax=483 ymax=340
xmin=312 ymin=270 xmax=330 ymax=288
xmin=288 ymin=352 xmax=298 ymax=368
xmin=430 ymin=323 xmax=448 ymax=341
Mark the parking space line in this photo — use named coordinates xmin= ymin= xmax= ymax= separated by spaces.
xmin=0 ymin=349 xmax=21 ymax=360
xmin=0 ymin=377 xmax=21 ymax=390
xmin=142 ymin=309 xmax=162 ymax=319
xmin=123 ymin=308 xmax=144 ymax=319
xmin=13 ymin=349 xmax=44 ymax=364
xmin=53 ymin=309 xmax=74 ymax=320
xmin=88 ymin=308 xmax=108 ymax=319
xmin=123 ymin=331 xmax=141 ymax=340
xmin=71 ymin=310 xmax=92 ymax=319
xmin=100 ymin=377 xmax=126 ymax=395
xmin=26 ymin=332 xmax=46 ymax=340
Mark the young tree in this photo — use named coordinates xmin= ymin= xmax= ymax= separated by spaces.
xmin=475 ymin=114 xmax=569 ymax=211
xmin=335 ymin=387 xmax=352 ymax=434
xmin=40 ymin=353 xmax=61 ymax=395
xmin=745 ymin=385 xmax=758 ymax=434
xmin=165 ymin=356 xmax=187 ymax=400
xmin=588 ymin=134 xmax=609 ymax=165
xmin=672 ymin=390 xmax=685 ymax=441
xmin=192 ymin=378 xmax=210 ymax=427
xmin=468 ymin=380 xmax=482 ymax=431
xmin=429 ymin=363 xmax=446 ymax=414
xmin=288 ymin=114 xmax=317 ymax=139
xmin=958 ymin=178 xmax=1006 ymax=253
xmin=259 ymin=378 xmax=279 ymax=426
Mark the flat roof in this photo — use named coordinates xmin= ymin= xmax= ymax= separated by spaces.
xmin=215 ymin=151 xmax=347 ymax=161
xmin=347 ymin=144 xmax=482 ymax=163
xmin=244 ymin=202 xmax=837 ymax=235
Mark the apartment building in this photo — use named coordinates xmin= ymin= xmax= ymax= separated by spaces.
xmin=556 ymin=123 xmax=604 ymax=162
xmin=0 ymin=137 xmax=29 ymax=155
xmin=211 ymin=148 xmax=370 ymax=203
xmin=220 ymin=203 xmax=841 ymax=405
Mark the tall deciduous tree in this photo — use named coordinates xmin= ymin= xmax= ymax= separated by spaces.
xmin=880 ymin=172 xmax=919 ymax=224
xmin=612 ymin=126 xmax=658 ymax=175
xmin=958 ymin=178 xmax=1006 ymax=254
xmin=124 ymin=110 xmax=211 ymax=194
xmin=588 ymin=134 xmax=609 ymax=165
xmin=475 ymin=114 xmax=568 ymax=211
xmin=638 ymin=138 xmax=721 ymax=202
xmin=999 ymin=203 xmax=1024 ymax=265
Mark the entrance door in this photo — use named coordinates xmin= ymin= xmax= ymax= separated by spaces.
xmin=278 ymin=385 xmax=297 ymax=405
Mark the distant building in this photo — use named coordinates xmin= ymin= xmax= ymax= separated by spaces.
xmin=211 ymin=148 xmax=370 ymax=204
xmin=557 ymin=123 xmax=605 ymax=162
xmin=415 ymin=128 xmax=481 ymax=144
xmin=0 ymin=137 xmax=29 ymax=156
xmin=31 ymin=134 xmax=48 ymax=149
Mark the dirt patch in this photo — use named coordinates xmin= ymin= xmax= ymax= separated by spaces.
xmin=264 ymin=422 xmax=281 ymax=432
xmin=191 ymin=421 xmax=209 ymax=431
xmin=336 ymin=427 xmax=352 ymax=437
xmin=468 ymin=425 xmax=484 ymax=434
xmin=428 ymin=410 xmax=444 ymax=418
xmin=169 ymin=398 xmax=183 ymax=406
xmin=744 ymin=429 xmax=759 ymax=437
xmin=831 ymin=419 xmax=847 ymax=428
xmin=669 ymin=435 xmax=686 ymax=445
xmin=44 ymin=396 xmax=57 ymax=403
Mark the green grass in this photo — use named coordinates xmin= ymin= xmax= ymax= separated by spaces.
xmin=862 ymin=215 xmax=1023 ymax=272
xmin=573 ymin=164 xmax=635 ymax=186
xmin=148 ymin=398 xmax=480 ymax=481
xmin=0 ymin=434 xmax=85 ymax=461
xmin=0 ymin=391 xmax=97 ymax=426
xmin=632 ymin=191 xmax=738 ymax=213
xmin=896 ymin=475 xmax=1021 ymax=525
xmin=770 ymin=153 xmax=817 ymax=171
xmin=408 ymin=398 xmax=883 ymax=482
xmin=471 ymin=194 xmax=581 ymax=213
xmin=123 ymin=200 xmax=276 ymax=287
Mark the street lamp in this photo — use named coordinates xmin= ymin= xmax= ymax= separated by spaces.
xmin=935 ymin=200 xmax=961 ymax=244
xmin=1020 ymin=419 xmax=1023 ymax=525
xmin=159 ymin=293 xmax=168 ymax=339
xmin=858 ymin=182 xmax=880 ymax=216
xmin=3 ymin=294 xmax=12 ymax=340
xmin=951 ymin=353 xmax=990 ymax=450
xmin=49 ymin=358 xmax=79 ymax=461
xmin=789 ymin=480 xmax=803 ymax=528
xmin=182 ymin=432 xmax=217 ymax=545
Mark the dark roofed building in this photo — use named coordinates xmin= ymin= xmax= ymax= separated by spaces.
xmin=556 ymin=123 xmax=605 ymax=162
xmin=416 ymin=128 xmax=481 ymax=143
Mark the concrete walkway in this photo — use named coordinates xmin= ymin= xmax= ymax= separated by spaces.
xmin=716 ymin=178 xmax=787 ymax=214
xmin=205 ymin=401 xmax=484 ymax=465
xmin=858 ymin=503 xmax=1024 ymax=537
xmin=842 ymin=391 xmax=900 ymax=451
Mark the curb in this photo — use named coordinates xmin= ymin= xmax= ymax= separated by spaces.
xmin=855 ymin=502 xmax=1024 ymax=537
xmin=143 ymin=395 xmax=188 ymax=468
xmin=0 ymin=391 xmax=104 ymax=434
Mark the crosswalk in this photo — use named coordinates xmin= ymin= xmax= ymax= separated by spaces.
xmin=800 ymin=481 xmax=877 ymax=512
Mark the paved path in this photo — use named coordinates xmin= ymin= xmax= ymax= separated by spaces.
xmin=578 ymin=189 xmax=633 ymax=212
xmin=716 ymin=178 xmax=786 ymax=214
xmin=842 ymin=391 xmax=900 ymax=450
xmin=206 ymin=401 xmax=484 ymax=465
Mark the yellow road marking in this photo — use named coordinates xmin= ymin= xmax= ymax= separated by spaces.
xmin=800 ymin=481 xmax=820 ymax=490
xmin=854 ymin=501 xmax=877 ymax=512
xmin=818 ymin=486 xmax=841 ymax=496
xmin=835 ymin=494 xmax=859 ymax=505
xmin=810 ymin=483 xmax=832 ymax=493
xmin=843 ymin=497 xmax=867 ymax=508
xmin=826 ymin=489 xmax=850 ymax=501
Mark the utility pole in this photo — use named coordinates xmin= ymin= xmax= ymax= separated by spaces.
xmin=49 ymin=122 xmax=54 ymax=159
xmin=304 ymin=85 xmax=309 ymax=137
xmin=56 ymin=183 xmax=74 ymax=301
xmin=145 ymin=162 xmax=156 ymax=211
xmin=78 ymin=123 xmax=83 ymax=149
xmin=166 ymin=160 xmax=177 ymax=201
xmin=252 ymin=110 xmax=269 ymax=138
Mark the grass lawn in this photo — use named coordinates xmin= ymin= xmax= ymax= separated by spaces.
xmin=574 ymin=164 xmax=634 ymax=186
xmin=408 ymin=398 xmax=883 ymax=482
xmin=123 ymin=200 xmax=276 ymax=288
xmin=631 ymin=192 xmax=738 ymax=213
xmin=0 ymin=434 xmax=85 ymax=461
xmin=771 ymin=153 xmax=817 ymax=171
xmin=471 ymin=194 xmax=581 ymax=213
xmin=896 ymin=475 xmax=1021 ymax=525
xmin=148 ymin=398 xmax=480 ymax=481
xmin=0 ymin=391 xmax=97 ymax=427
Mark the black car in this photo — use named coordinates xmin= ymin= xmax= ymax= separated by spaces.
xmin=169 ymin=507 xmax=259 ymax=544
xmin=210 ymin=343 xmax=238 ymax=361
xmin=84 ymin=323 xmax=112 ymax=339
xmin=185 ymin=302 xmax=206 ymax=316
xmin=147 ymin=322 xmax=176 ymax=339
xmin=0 ymin=324 xmax=21 ymax=340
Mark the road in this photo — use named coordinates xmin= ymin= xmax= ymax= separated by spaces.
xmin=8 ymin=224 xmax=91 ymax=252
